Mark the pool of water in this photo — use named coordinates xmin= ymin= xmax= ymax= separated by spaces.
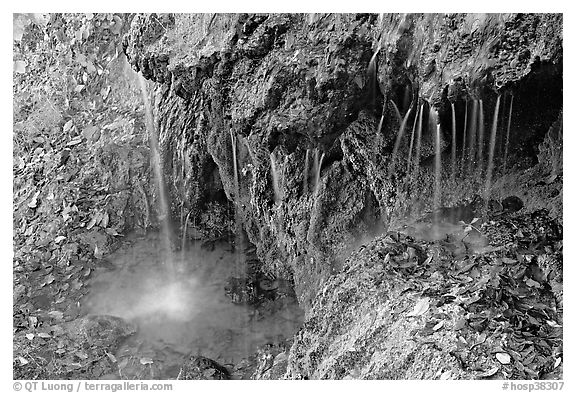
xmin=81 ymin=232 xmax=304 ymax=379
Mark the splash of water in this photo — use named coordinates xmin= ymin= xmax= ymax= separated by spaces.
xmin=450 ymin=102 xmax=457 ymax=182
xmin=270 ymin=151 xmax=282 ymax=204
xmin=137 ymin=73 xmax=175 ymax=278
xmin=390 ymin=106 xmax=413 ymax=178
xmin=83 ymin=234 xmax=304 ymax=378
xmin=484 ymin=95 xmax=501 ymax=200
xmin=503 ymin=95 xmax=514 ymax=173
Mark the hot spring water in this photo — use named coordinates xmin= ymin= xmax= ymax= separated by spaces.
xmin=82 ymin=233 xmax=304 ymax=379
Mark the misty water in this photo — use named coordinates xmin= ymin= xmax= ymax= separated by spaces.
xmin=81 ymin=232 xmax=304 ymax=379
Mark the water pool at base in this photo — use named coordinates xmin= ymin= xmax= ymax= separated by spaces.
xmin=81 ymin=232 xmax=304 ymax=379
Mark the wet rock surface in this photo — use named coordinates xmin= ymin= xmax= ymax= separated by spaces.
xmin=177 ymin=355 xmax=230 ymax=380
xmin=285 ymin=209 xmax=562 ymax=379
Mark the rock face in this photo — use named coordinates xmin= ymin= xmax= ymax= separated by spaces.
xmin=177 ymin=355 xmax=230 ymax=380
xmin=123 ymin=13 xmax=562 ymax=379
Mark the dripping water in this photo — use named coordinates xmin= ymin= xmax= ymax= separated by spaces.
xmin=181 ymin=210 xmax=193 ymax=257
xmin=503 ymin=95 xmax=514 ymax=173
xmin=229 ymin=130 xmax=244 ymax=275
xmin=467 ymin=100 xmax=478 ymax=175
xmin=450 ymin=102 xmax=457 ymax=182
xmin=390 ymin=99 xmax=402 ymax=123
xmin=406 ymin=103 xmax=420 ymax=178
xmin=477 ymin=99 xmax=485 ymax=174
xmin=312 ymin=149 xmax=325 ymax=195
xmin=390 ymin=106 xmax=413 ymax=178
xmin=270 ymin=151 xmax=282 ymax=204
xmin=367 ymin=47 xmax=380 ymax=106
xmin=461 ymin=99 xmax=468 ymax=175
xmin=484 ymin=95 xmax=501 ymax=201
xmin=431 ymin=108 xmax=442 ymax=216
xmin=137 ymin=73 xmax=175 ymax=279
xmin=413 ymin=103 xmax=424 ymax=181
xmin=303 ymin=148 xmax=310 ymax=194
xmin=376 ymin=101 xmax=386 ymax=136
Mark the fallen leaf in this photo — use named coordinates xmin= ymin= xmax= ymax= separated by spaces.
xmin=105 ymin=351 xmax=117 ymax=363
xmin=94 ymin=245 xmax=103 ymax=259
xmin=478 ymin=366 xmax=499 ymax=378
xmin=496 ymin=352 xmax=511 ymax=364
xmin=140 ymin=357 xmax=153 ymax=365
xmin=54 ymin=236 xmax=67 ymax=244
xmin=454 ymin=318 xmax=466 ymax=330
xmin=433 ymin=320 xmax=445 ymax=331
xmin=554 ymin=357 xmax=562 ymax=369
xmin=546 ymin=320 xmax=562 ymax=328
xmin=48 ymin=310 xmax=64 ymax=320
xmin=440 ymin=370 xmax=452 ymax=380
xmin=27 ymin=192 xmax=40 ymax=208
xmin=407 ymin=297 xmax=430 ymax=317
xmin=26 ymin=333 xmax=35 ymax=340
xmin=37 ymin=332 xmax=51 ymax=339
xmin=18 ymin=356 xmax=29 ymax=365
xmin=14 ymin=60 xmax=27 ymax=74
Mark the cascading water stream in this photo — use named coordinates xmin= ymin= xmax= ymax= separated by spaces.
xmin=390 ymin=106 xmax=413 ymax=178
xmin=450 ymin=102 xmax=457 ymax=182
xmin=413 ymin=103 xmax=424 ymax=181
xmin=461 ymin=99 xmax=468 ymax=175
xmin=229 ymin=130 xmax=244 ymax=275
xmin=477 ymin=99 xmax=485 ymax=175
xmin=484 ymin=95 xmax=501 ymax=201
xmin=503 ymin=95 xmax=514 ymax=173
xmin=137 ymin=73 xmax=175 ymax=279
xmin=313 ymin=149 xmax=325 ymax=195
xmin=406 ymin=104 xmax=421 ymax=178
xmin=303 ymin=149 xmax=310 ymax=193
xmin=270 ymin=151 xmax=282 ymax=204
xmin=390 ymin=99 xmax=402 ymax=124
xmin=467 ymin=100 xmax=478 ymax=175
xmin=431 ymin=108 xmax=442 ymax=217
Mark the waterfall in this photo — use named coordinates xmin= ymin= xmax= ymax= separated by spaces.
xmin=484 ymin=95 xmax=501 ymax=200
xmin=503 ymin=95 xmax=514 ymax=173
xmin=137 ymin=73 xmax=175 ymax=278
